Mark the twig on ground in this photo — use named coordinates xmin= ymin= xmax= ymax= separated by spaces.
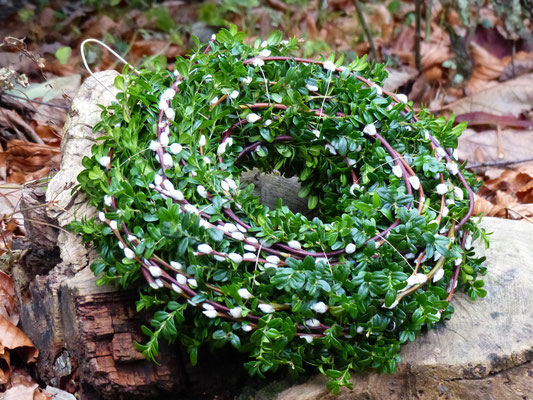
xmin=425 ymin=0 xmax=433 ymax=42
xmin=414 ymin=0 xmax=422 ymax=71
xmin=468 ymin=157 xmax=533 ymax=169
xmin=2 ymin=93 xmax=70 ymax=110
xmin=506 ymin=208 xmax=533 ymax=224
xmin=353 ymin=0 xmax=378 ymax=61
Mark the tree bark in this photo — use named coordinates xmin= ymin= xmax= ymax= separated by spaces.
xmin=12 ymin=71 xmax=183 ymax=399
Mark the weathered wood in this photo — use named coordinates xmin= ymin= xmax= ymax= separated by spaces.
xmin=13 ymin=71 xmax=184 ymax=399
xmin=58 ymin=268 xmax=180 ymax=399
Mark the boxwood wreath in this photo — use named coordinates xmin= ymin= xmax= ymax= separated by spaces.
xmin=72 ymin=27 xmax=488 ymax=393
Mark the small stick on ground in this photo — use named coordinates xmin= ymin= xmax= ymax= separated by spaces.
xmin=468 ymin=157 xmax=533 ymax=169
xmin=353 ymin=0 xmax=378 ymax=61
xmin=414 ymin=0 xmax=422 ymax=71
xmin=496 ymin=124 xmax=504 ymax=160
xmin=425 ymin=0 xmax=433 ymax=42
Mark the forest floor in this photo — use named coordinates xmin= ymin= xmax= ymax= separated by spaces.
xmin=0 ymin=0 xmax=532 ymax=398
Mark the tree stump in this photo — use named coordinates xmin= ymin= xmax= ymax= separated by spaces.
xmin=13 ymin=71 xmax=182 ymax=399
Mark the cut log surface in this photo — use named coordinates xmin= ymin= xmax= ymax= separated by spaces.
xmin=14 ymin=70 xmax=533 ymax=399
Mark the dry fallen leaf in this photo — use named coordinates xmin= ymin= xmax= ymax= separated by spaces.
xmin=469 ymin=42 xmax=509 ymax=82
xmin=473 ymin=194 xmax=503 ymax=216
xmin=0 ymin=270 xmax=18 ymax=326
xmin=465 ymin=42 xmax=510 ymax=94
xmin=384 ymin=66 xmax=418 ymax=91
xmin=1 ymin=140 xmax=61 ymax=184
xmin=446 ymin=73 xmax=533 ymax=117
xmin=2 ymin=368 xmax=52 ymax=400
xmin=484 ymin=170 xmax=533 ymax=193
xmin=458 ymin=128 xmax=533 ymax=165
xmin=0 ymin=109 xmax=44 ymax=144
xmin=420 ymin=41 xmax=452 ymax=71
xmin=0 ymin=314 xmax=39 ymax=363
xmin=366 ymin=4 xmax=393 ymax=43
xmin=474 ymin=158 xmax=533 ymax=222
xmin=500 ymin=51 xmax=533 ymax=81
xmin=0 ymin=270 xmax=14 ymax=297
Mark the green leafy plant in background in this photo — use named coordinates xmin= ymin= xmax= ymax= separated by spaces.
xmin=490 ymin=0 xmax=532 ymax=39
xmin=82 ymin=0 xmax=157 ymax=8
xmin=71 ymin=27 xmax=487 ymax=393
xmin=199 ymin=0 xmax=260 ymax=32
xmin=55 ymin=46 xmax=72 ymax=64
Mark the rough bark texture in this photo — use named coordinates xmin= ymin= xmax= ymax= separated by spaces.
xmin=14 ymin=71 xmax=182 ymax=400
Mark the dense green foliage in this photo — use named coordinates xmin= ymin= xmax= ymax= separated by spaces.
xmin=71 ymin=28 xmax=487 ymax=392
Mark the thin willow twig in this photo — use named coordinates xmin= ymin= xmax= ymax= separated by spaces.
xmin=80 ymin=38 xmax=140 ymax=96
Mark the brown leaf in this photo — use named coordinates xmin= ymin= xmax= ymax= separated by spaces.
xmin=0 ymin=187 xmax=23 ymax=241
xmin=0 ymin=349 xmax=10 ymax=384
xmin=266 ymin=0 xmax=288 ymax=12
xmin=458 ymin=128 xmax=533 ymax=165
xmin=0 ymin=314 xmax=38 ymax=364
xmin=0 ymin=270 xmax=18 ymax=326
xmin=6 ymin=171 xmax=28 ymax=185
xmin=32 ymin=125 xmax=62 ymax=147
xmin=516 ymin=163 xmax=533 ymax=176
xmin=495 ymin=190 xmax=520 ymax=212
xmin=500 ymin=51 xmax=533 ymax=81
xmin=2 ymin=368 xmax=52 ymax=400
xmin=0 ymin=109 xmax=44 ymax=145
xmin=29 ymin=100 xmax=68 ymax=130
xmin=34 ymin=389 xmax=53 ymax=400
xmin=0 ymin=270 xmax=14 ymax=297
xmin=423 ymin=65 xmax=443 ymax=83
xmin=366 ymin=4 xmax=393 ymax=43
xmin=484 ymin=170 xmax=532 ymax=193
xmin=384 ymin=66 xmax=418 ymax=91
xmin=466 ymin=41 xmax=510 ymax=95
xmin=127 ymin=40 xmax=183 ymax=66
xmin=503 ymin=204 xmax=533 ymax=220
xmin=469 ymin=42 xmax=509 ymax=82
xmin=445 ymin=73 xmax=533 ymax=117
xmin=2 ymin=140 xmax=61 ymax=183
xmin=390 ymin=27 xmax=415 ymax=55
xmin=0 ymin=217 xmax=22 ymax=253
xmin=473 ymin=194 xmax=502 ymax=217
xmin=517 ymin=180 xmax=533 ymax=203
xmin=0 ymin=288 xmax=18 ymax=326
xmin=80 ymin=15 xmax=117 ymax=42
xmin=420 ymin=42 xmax=452 ymax=71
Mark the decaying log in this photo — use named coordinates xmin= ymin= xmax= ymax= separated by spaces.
xmin=12 ymin=71 xmax=184 ymax=399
